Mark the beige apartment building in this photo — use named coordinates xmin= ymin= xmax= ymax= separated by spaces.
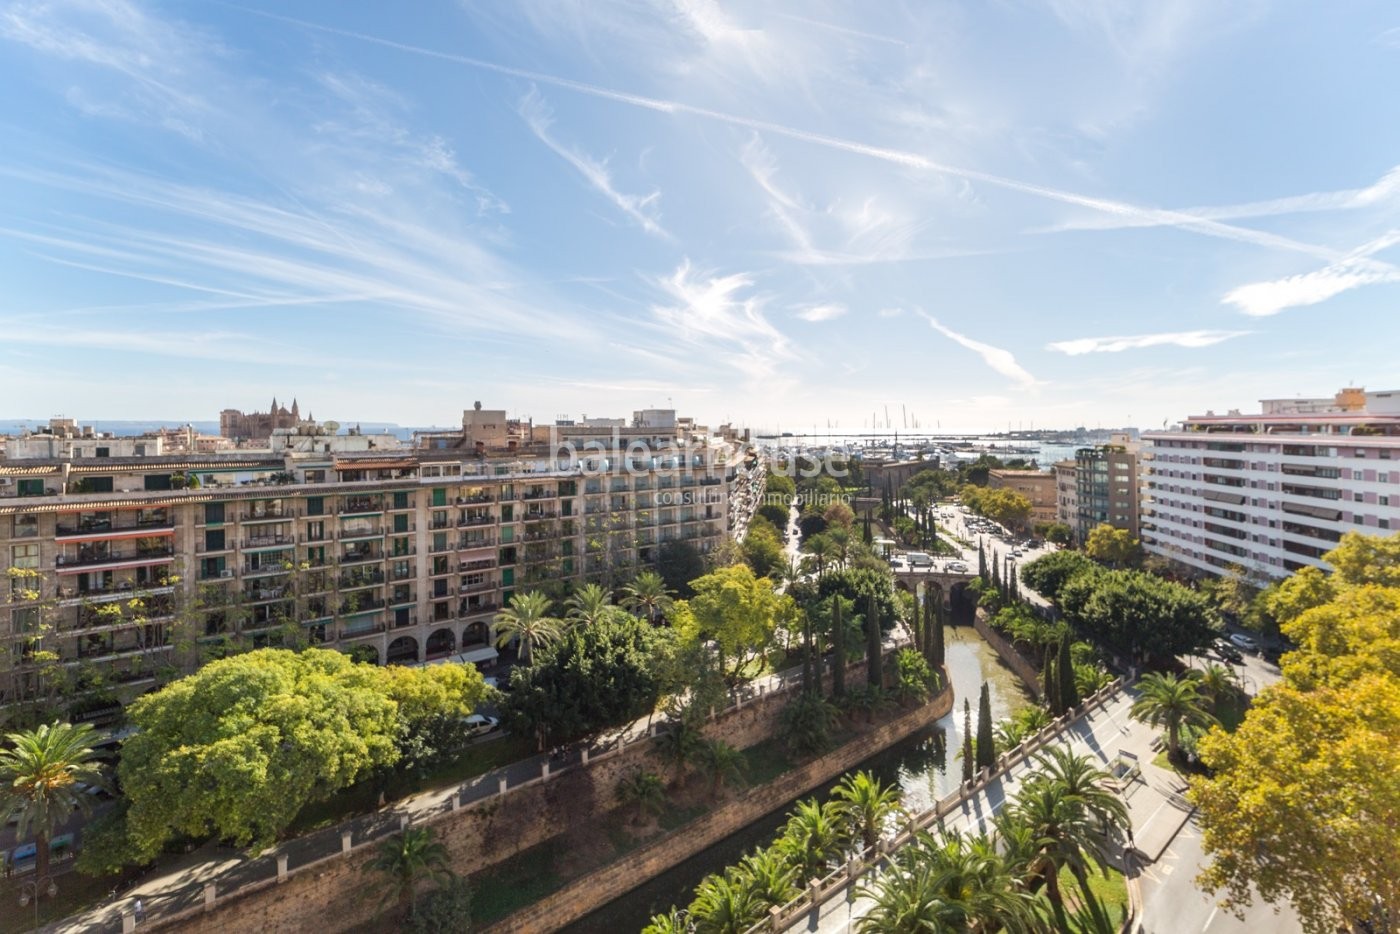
xmin=1 ymin=410 xmax=759 ymax=720
xmin=987 ymin=468 xmax=1057 ymax=527
xmin=1053 ymin=460 xmax=1078 ymax=538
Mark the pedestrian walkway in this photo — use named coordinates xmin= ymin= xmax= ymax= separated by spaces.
xmin=773 ymin=684 xmax=1192 ymax=934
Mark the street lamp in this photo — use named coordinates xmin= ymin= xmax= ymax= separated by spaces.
xmin=19 ymin=877 xmax=57 ymax=931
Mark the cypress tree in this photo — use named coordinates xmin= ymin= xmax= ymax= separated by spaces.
xmin=1058 ymin=636 xmax=1080 ymax=711
xmin=801 ymin=611 xmax=814 ymax=695
xmin=862 ymin=510 xmax=872 ymax=545
xmin=866 ymin=593 xmax=883 ymax=688
xmin=977 ymin=542 xmax=987 ymax=582
xmin=991 ymin=559 xmax=1002 ymax=596
xmin=931 ymin=597 xmax=946 ymax=667
xmin=961 ymin=699 xmax=975 ymax=783
xmin=1043 ymin=645 xmax=1061 ymax=715
xmin=976 ymin=682 xmax=996 ymax=771
xmin=831 ymin=596 xmax=846 ymax=698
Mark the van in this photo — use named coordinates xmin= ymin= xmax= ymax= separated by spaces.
xmin=906 ymin=552 xmax=933 ymax=568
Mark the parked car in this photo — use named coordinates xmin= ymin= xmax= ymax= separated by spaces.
xmin=462 ymin=713 xmax=500 ymax=737
xmin=1213 ymin=640 xmax=1244 ymax=664
xmin=1228 ymin=632 xmax=1259 ymax=653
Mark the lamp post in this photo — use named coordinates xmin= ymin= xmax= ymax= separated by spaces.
xmin=19 ymin=876 xmax=57 ymax=931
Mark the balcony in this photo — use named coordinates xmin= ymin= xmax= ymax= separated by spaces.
xmin=341 ymin=497 xmax=384 ymax=515
xmin=459 ymin=557 xmax=496 ymax=572
xmin=392 ymin=613 xmax=418 ymax=629
xmin=339 ymin=569 xmax=386 ymax=588
xmin=241 ymin=507 xmax=299 ymax=523
xmin=339 ymin=525 xmax=384 ymax=542
xmin=244 ymin=585 xmax=292 ymax=603
xmin=340 ymin=547 xmax=382 ymax=565
xmin=56 ymin=546 xmax=175 ymax=570
xmin=460 ymin=580 xmax=496 ymax=594
xmin=338 ymin=623 xmax=387 ymax=640
xmin=521 ymin=489 xmax=557 ymax=500
xmin=459 ymin=601 xmax=499 ymax=618
xmin=242 ymin=534 xmax=296 ymax=549
xmin=389 ymin=591 xmax=417 ymax=607
xmin=339 ymin=597 xmax=386 ymax=615
xmin=456 ymin=493 xmax=494 ymax=505
xmin=55 ymin=516 xmax=176 ymax=539
xmin=457 ymin=537 xmax=494 ymax=552
xmin=523 ymin=510 xmax=557 ymax=522
xmin=459 ymin=514 xmax=494 ymax=527
xmin=242 ymin=562 xmax=291 ymax=578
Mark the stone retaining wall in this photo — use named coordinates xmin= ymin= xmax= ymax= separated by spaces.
xmin=484 ymin=678 xmax=955 ymax=933
xmin=973 ymin=609 xmax=1043 ymax=699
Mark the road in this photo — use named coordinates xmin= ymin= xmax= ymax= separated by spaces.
xmin=1138 ymin=816 xmax=1302 ymax=934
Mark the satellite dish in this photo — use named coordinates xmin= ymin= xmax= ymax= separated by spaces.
xmin=324 ymin=421 xmax=341 ymax=434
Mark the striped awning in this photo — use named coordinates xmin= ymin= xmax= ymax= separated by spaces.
xmin=334 ymin=460 xmax=418 ymax=471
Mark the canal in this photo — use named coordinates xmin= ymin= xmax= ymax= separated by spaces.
xmin=564 ymin=624 xmax=1033 ymax=931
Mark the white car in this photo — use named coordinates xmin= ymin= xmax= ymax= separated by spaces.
xmin=462 ymin=714 xmax=500 ymax=737
xmin=1228 ymin=632 xmax=1258 ymax=653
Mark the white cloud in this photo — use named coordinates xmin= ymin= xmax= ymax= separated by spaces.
xmin=1222 ymin=262 xmax=1400 ymax=317
xmin=1047 ymin=329 xmax=1250 ymax=355
xmin=518 ymin=87 xmax=668 ymax=239
xmin=650 ymin=260 xmax=791 ymax=383
xmin=795 ymin=303 xmax=847 ymax=322
xmin=878 ymin=307 xmax=904 ymax=318
xmin=919 ymin=313 xmax=1037 ymax=387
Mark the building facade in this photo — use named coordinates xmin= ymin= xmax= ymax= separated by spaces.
xmin=1053 ymin=460 xmax=1078 ymax=537
xmin=220 ymin=397 xmax=308 ymax=440
xmin=1140 ymin=388 xmax=1400 ymax=580
xmin=1074 ymin=435 xmax=1140 ymax=543
xmin=987 ymin=468 xmax=1057 ymax=527
xmin=1 ymin=416 xmax=753 ymax=720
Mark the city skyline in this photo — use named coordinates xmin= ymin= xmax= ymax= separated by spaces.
xmin=2 ymin=2 xmax=1398 ymax=430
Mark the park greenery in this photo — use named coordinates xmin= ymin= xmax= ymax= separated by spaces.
xmin=644 ymin=748 xmax=1130 ymax=934
xmin=1189 ymin=531 xmax=1400 ymax=934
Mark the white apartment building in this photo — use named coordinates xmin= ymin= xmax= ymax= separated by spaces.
xmin=1141 ymin=387 xmax=1400 ymax=580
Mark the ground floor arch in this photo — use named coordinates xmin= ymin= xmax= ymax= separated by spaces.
xmin=386 ymin=635 xmax=419 ymax=665
xmin=425 ymin=628 xmax=456 ymax=659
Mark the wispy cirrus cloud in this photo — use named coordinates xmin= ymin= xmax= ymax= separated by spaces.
xmin=650 ymin=260 xmax=791 ymax=382
xmin=794 ymin=303 xmax=846 ymax=322
xmin=1047 ymin=329 xmax=1250 ymax=355
xmin=519 ymin=87 xmax=668 ymax=239
xmin=1222 ymin=229 xmax=1400 ymax=316
xmin=918 ymin=313 xmax=1037 ymax=387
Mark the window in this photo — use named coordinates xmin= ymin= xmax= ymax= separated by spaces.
xmin=95 ymin=447 xmax=110 ymax=458
xmin=1382 ymin=519 xmax=1391 ymax=530
xmin=87 ymin=476 xmax=114 ymax=493
xmin=393 ymin=514 xmax=409 ymax=533
xmin=205 ymin=502 xmax=226 ymax=524
xmin=11 ymin=543 xmax=39 ymax=571
xmin=306 ymin=520 xmax=325 ymax=542
xmin=205 ymin=529 xmax=225 ymax=552
xmin=17 ymin=478 xmax=45 ymax=497
xmin=393 ymin=491 xmax=410 ymax=510
xmin=1382 ymin=496 xmax=1390 ymax=507
xmin=431 ymin=488 xmax=447 ymax=508
xmin=13 ymin=515 xmax=38 ymax=538
xmin=144 ymin=474 xmax=173 ymax=491
xmin=306 ymin=496 xmax=324 ymax=517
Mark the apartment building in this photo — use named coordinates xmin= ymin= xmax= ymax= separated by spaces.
xmin=1140 ymin=387 xmax=1400 ymax=580
xmin=1053 ymin=461 xmax=1078 ymax=537
xmin=1 ymin=411 xmax=753 ymax=718
xmin=987 ymin=468 xmax=1057 ymax=526
xmin=1074 ymin=434 xmax=1140 ymax=542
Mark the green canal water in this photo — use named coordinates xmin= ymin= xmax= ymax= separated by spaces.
xmin=563 ymin=625 xmax=1033 ymax=931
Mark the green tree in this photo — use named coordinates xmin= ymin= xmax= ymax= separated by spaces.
xmin=565 ymin=581 xmax=619 ymax=627
xmin=1057 ymin=635 xmax=1080 ymax=711
xmin=406 ymin=876 xmax=473 ymax=934
xmin=1058 ymin=568 xmax=1216 ymax=661
xmin=830 ymin=770 xmax=903 ymax=852
xmin=622 ymin=570 xmax=676 ymax=624
xmin=115 ymin=649 xmax=480 ymax=861
xmin=975 ymin=682 xmax=996 ymax=771
xmin=961 ymin=699 xmax=975 ymax=783
xmin=1020 ymin=549 xmax=1100 ymax=602
xmin=690 ymin=871 xmax=765 ymax=934
xmin=742 ymin=518 xmax=787 ymax=579
xmin=779 ymin=690 xmax=839 ymax=759
xmin=502 ymin=615 xmax=674 ymax=748
xmin=731 ymin=847 xmax=799 ymax=911
xmin=777 ymin=799 xmax=849 ymax=878
xmin=366 ymin=826 xmax=452 ymax=920
xmin=893 ymin=648 xmax=937 ymax=706
xmin=0 ymin=721 xmax=107 ymax=886
xmin=865 ymin=593 xmax=884 ymax=688
xmin=672 ymin=565 xmax=798 ymax=680
xmin=642 ymin=907 xmax=690 ymax=934
xmin=657 ymin=539 xmax=706 ymax=598
xmin=652 ymin=710 xmax=704 ymax=786
xmin=615 ymin=769 xmax=667 ymax=825
xmin=1084 ymin=524 xmax=1139 ymax=568
xmin=1130 ymin=671 xmax=1217 ymax=760
xmin=492 ymin=590 xmax=561 ymax=665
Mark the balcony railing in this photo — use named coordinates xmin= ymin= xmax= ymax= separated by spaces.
xmin=338 ymin=623 xmax=387 ymax=640
xmin=241 ymin=508 xmax=301 ymax=522
xmin=242 ymin=534 xmax=295 ymax=549
xmin=339 ymin=569 xmax=386 ymax=588
xmin=56 ymin=546 xmax=175 ymax=569
xmin=341 ymin=498 xmax=384 ymax=514
xmin=459 ymin=558 xmax=496 ymax=572
xmin=392 ymin=613 xmax=419 ymax=629
xmin=459 ymin=601 xmax=499 ymax=617
xmin=55 ymin=517 xmax=175 ymax=538
xmin=459 ymin=514 xmax=494 ymax=527
xmin=455 ymin=494 xmax=494 ymax=505
xmin=339 ymin=597 xmax=386 ymax=614
xmin=521 ymin=489 xmax=557 ymax=500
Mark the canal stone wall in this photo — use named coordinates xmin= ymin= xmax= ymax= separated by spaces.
xmin=483 ymin=678 xmax=956 ymax=934
xmin=973 ymin=608 xmax=1043 ymax=699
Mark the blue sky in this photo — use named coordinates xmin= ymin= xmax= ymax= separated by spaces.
xmin=1 ymin=1 xmax=1398 ymax=433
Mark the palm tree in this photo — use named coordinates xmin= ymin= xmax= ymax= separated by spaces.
xmin=366 ymin=826 xmax=452 ymax=918
xmin=690 ymin=872 xmax=765 ymax=934
xmin=731 ymin=847 xmax=798 ymax=911
xmin=0 ymin=721 xmax=107 ymax=887
xmin=1190 ymin=663 xmax=1239 ymax=714
xmin=642 ymin=907 xmax=691 ymax=934
xmin=801 ymin=533 xmax=837 ymax=579
xmin=1130 ymin=671 xmax=1218 ymax=760
xmin=565 ymin=582 xmax=617 ymax=627
xmin=621 ymin=571 xmax=674 ymax=624
xmin=615 ymin=769 xmax=667 ymax=825
xmin=829 ymin=770 xmax=903 ymax=852
xmin=653 ymin=714 xmax=704 ymax=786
xmin=698 ymin=739 xmax=747 ymax=799
xmin=777 ymin=799 xmax=849 ymax=879
xmin=492 ymin=591 xmax=560 ymax=665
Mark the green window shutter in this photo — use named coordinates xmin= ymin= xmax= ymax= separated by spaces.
xmin=394 ymin=514 xmax=409 ymax=533
xmin=501 ymin=568 xmax=514 ymax=587
xmin=205 ymin=529 xmax=225 ymax=551
xmin=18 ymin=478 xmax=45 ymax=496
xmin=205 ymin=502 xmax=226 ymax=524
xmin=500 ymin=526 xmax=513 ymax=543
xmin=144 ymin=474 xmax=173 ymax=491
xmin=501 ymin=504 xmax=513 ymax=521
xmin=432 ymin=488 xmax=447 ymax=507
xmin=306 ymin=496 xmax=324 ymax=516
xmin=89 ymin=476 xmax=114 ymax=493
xmin=393 ymin=491 xmax=410 ymax=510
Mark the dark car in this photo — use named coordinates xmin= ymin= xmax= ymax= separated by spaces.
xmin=1213 ymin=640 xmax=1243 ymax=664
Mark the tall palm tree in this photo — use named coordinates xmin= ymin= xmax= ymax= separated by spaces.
xmin=0 ymin=721 xmax=107 ymax=886
xmin=690 ymin=872 xmax=765 ymax=934
xmin=829 ymin=770 xmax=903 ymax=853
xmin=366 ymin=826 xmax=452 ymax=919
xmin=801 ymin=533 xmax=837 ymax=579
xmin=565 ymin=582 xmax=617 ymax=627
xmin=1031 ymin=746 xmax=1131 ymax=833
xmin=698 ymin=739 xmax=747 ymax=799
xmin=825 ymin=526 xmax=853 ymax=569
xmin=777 ymin=799 xmax=849 ymax=879
xmin=615 ymin=769 xmax=667 ymax=825
xmin=621 ymin=571 xmax=674 ymax=624
xmin=492 ymin=590 xmax=561 ymax=665
xmin=1130 ymin=671 xmax=1218 ymax=760
xmin=1190 ymin=663 xmax=1239 ymax=714
xmin=642 ymin=907 xmax=690 ymax=934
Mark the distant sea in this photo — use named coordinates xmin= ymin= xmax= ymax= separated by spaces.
xmin=0 ymin=420 xmax=450 ymax=443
